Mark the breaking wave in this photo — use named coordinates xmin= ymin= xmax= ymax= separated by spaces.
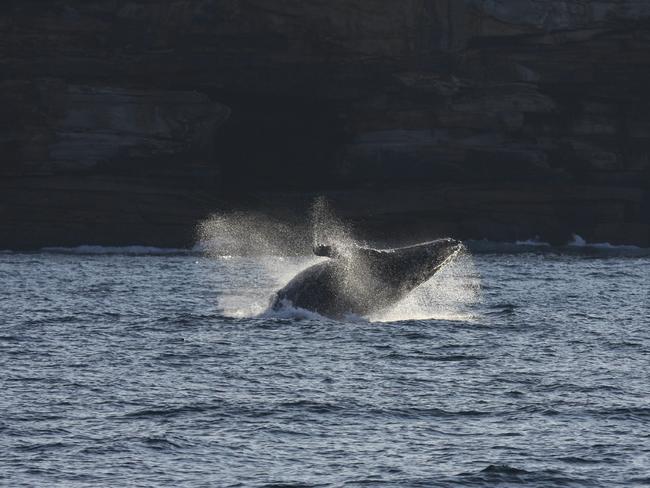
xmin=468 ymin=235 xmax=647 ymax=255
xmin=567 ymin=234 xmax=643 ymax=250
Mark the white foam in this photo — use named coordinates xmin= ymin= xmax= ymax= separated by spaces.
xmin=220 ymin=297 xmax=273 ymax=319
xmin=567 ymin=234 xmax=642 ymax=250
xmin=260 ymin=300 xmax=333 ymax=322
xmin=567 ymin=234 xmax=588 ymax=247
xmin=40 ymin=245 xmax=194 ymax=255
xmin=587 ymin=242 xmax=642 ymax=250
xmin=468 ymin=237 xmax=645 ymax=252
xmin=515 ymin=238 xmax=551 ymax=247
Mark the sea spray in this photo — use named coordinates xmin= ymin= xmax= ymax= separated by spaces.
xmin=196 ymin=211 xmax=311 ymax=257
xmin=198 ymin=199 xmax=481 ymax=321
xmin=310 ymin=202 xmax=481 ymax=321
xmin=372 ymin=246 xmax=481 ymax=322
xmin=197 ymin=200 xmax=356 ymax=316
xmin=197 ymin=199 xmax=358 ymax=258
xmin=196 ymin=212 xmax=320 ymax=316
xmin=310 ymin=196 xmax=357 ymax=257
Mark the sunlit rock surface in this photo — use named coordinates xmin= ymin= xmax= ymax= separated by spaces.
xmin=1 ymin=1 xmax=649 ymax=247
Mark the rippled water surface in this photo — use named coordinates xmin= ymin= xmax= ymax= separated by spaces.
xmin=1 ymin=247 xmax=649 ymax=487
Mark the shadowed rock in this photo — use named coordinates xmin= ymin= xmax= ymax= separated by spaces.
xmin=1 ymin=1 xmax=649 ymax=248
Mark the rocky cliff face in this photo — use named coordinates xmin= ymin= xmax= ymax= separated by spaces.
xmin=1 ymin=1 xmax=649 ymax=248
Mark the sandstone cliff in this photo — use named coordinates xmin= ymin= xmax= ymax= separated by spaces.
xmin=1 ymin=1 xmax=649 ymax=247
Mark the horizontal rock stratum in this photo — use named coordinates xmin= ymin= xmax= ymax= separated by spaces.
xmin=1 ymin=1 xmax=649 ymax=248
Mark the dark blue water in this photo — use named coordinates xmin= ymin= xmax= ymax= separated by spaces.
xmin=1 ymin=246 xmax=649 ymax=487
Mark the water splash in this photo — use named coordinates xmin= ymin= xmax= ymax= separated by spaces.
xmin=371 ymin=247 xmax=481 ymax=323
xmin=197 ymin=210 xmax=323 ymax=317
xmin=311 ymin=196 xmax=357 ymax=258
xmin=196 ymin=211 xmax=310 ymax=257
xmin=198 ymin=199 xmax=481 ymax=322
xmin=215 ymin=255 xmax=324 ymax=319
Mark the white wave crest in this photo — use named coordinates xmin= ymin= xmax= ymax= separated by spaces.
xmin=515 ymin=238 xmax=551 ymax=247
xmin=468 ymin=237 xmax=645 ymax=253
xmin=567 ymin=234 xmax=588 ymax=247
xmin=568 ymin=234 xmax=641 ymax=250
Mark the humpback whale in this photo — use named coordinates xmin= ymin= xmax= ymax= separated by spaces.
xmin=270 ymin=238 xmax=463 ymax=318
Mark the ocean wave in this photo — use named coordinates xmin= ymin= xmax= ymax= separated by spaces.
xmin=468 ymin=237 xmax=647 ymax=254
xmin=456 ymin=464 xmax=587 ymax=485
xmin=588 ymin=406 xmax=650 ymax=420
xmin=567 ymin=234 xmax=642 ymax=250
xmin=479 ymin=464 xmax=530 ymax=475
xmin=124 ymin=403 xmax=214 ymax=418
xmin=515 ymin=238 xmax=551 ymax=247
xmin=386 ymin=352 xmax=486 ymax=362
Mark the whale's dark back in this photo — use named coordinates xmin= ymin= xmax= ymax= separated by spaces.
xmin=271 ymin=239 xmax=462 ymax=318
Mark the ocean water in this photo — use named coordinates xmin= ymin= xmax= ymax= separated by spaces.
xmin=1 ymin=245 xmax=649 ymax=487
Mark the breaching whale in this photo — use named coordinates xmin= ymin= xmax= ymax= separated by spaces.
xmin=270 ymin=238 xmax=463 ymax=318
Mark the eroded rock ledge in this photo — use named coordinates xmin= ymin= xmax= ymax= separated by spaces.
xmin=1 ymin=1 xmax=649 ymax=248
